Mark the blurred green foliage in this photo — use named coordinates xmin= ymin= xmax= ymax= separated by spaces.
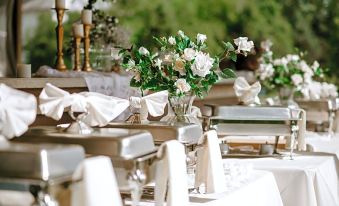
xmin=26 ymin=0 xmax=339 ymax=75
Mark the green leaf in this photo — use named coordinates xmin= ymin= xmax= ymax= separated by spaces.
xmin=221 ymin=68 xmax=237 ymax=78
xmin=223 ymin=41 xmax=235 ymax=52
xmin=230 ymin=52 xmax=237 ymax=62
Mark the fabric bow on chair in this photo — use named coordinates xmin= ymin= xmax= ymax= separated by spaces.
xmin=129 ymin=90 xmax=168 ymax=122
xmin=234 ymin=77 xmax=261 ymax=105
xmin=39 ymin=83 xmax=130 ymax=127
xmin=0 ymin=84 xmax=37 ymax=139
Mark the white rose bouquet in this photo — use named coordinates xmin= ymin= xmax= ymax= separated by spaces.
xmin=120 ymin=30 xmax=254 ymax=97
xmin=256 ymin=40 xmax=325 ymax=93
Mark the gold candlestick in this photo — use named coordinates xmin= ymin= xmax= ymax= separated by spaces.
xmin=54 ymin=8 xmax=67 ymax=71
xmin=82 ymin=24 xmax=92 ymax=72
xmin=73 ymin=37 xmax=82 ymax=71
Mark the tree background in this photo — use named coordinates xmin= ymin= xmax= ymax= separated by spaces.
xmin=26 ymin=0 xmax=339 ymax=76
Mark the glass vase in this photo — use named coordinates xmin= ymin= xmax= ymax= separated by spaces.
xmin=164 ymin=94 xmax=200 ymax=125
xmin=278 ymin=87 xmax=299 ymax=108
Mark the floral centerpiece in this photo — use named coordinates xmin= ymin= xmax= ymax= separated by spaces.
xmin=256 ymin=40 xmax=327 ymax=103
xmin=120 ymin=31 xmax=253 ymax=122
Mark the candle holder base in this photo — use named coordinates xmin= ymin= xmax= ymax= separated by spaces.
xmin=82 ymin=64 xmax=92 ymax=72
xmin=55 ymin=63 xmax=67 ymax=72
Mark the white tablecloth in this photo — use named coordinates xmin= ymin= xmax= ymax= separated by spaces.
xmin=126 ymin=170 xmax=283 ymax=206
xmin=225 ymin=155 xmax=339 ymax=206
xmin=306 ymin=132 xmax=339 ymax=159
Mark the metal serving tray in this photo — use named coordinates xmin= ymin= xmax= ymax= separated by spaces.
xmin=207 ymin=106 xmax=301 ymax=136
xmin=106 ymin=121 xmax=203 ymax=145
xmin=13 ymin=127 xmax=156 ymax=161
xmin=0 ymin=142 xmax=84 ymax=183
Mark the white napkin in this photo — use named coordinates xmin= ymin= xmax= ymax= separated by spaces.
xmin=129 ymin=91 xmax=168 ymax=121
xmin=155 ymin=140 xmax=189 ymax=206
xmin=234 ymin=77 xmax=261 ymax=105
xmin=71 ymin=156 xmax=123 ymax=206
xmin=39 ymin=83 xmax=129 ymax=127
xmin=0 ymin=84 xmax=37 ymax=139
xmin=195 ymin=130 xmax=227 ymax=193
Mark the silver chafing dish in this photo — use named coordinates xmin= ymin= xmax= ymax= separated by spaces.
xmin=0 ymin=142 xmax=85 ymax=206
xmin=13 ymin=127 xmax=157 ymax=193
xmin=105 ymin=121 xmax=203 ymax=146
xmin=296 ymin=98 xmax=338 ymax=133
xmin=206 ymin=105 xmax=303 ymax=157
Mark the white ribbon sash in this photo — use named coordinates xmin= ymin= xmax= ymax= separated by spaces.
xmin=39 ymin=83 xmax=129 ymax=127
xmin=0 ymin=84 xmax=37 ymax=139
xmin=129 ymin=91 xmax=168 ymax=121
xmin=234 ymin=77 xmax=261 ymax=105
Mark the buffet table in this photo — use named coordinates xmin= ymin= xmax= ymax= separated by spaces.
xmin=225 ymin=154 xmax=339 ymax=206
xmin=306 ymin=132 xmax=339 ymax=159
xmin=126 ymin=170 xmax=282 ymax=206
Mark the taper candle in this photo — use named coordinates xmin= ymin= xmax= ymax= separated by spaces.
xmin=55 ymin=0 xmax=66 ymax=9
xmin=81 ymin=9 xmax=92 ymax=25
xmin=72 ymin=24 xmax=84 ymax=38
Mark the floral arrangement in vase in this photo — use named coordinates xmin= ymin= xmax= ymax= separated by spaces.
xmin=121 ymin=30 xmax=253 ymax=97
xmin=120 ymin=31 xmax=254 ymax=122
xmin=256 ymin=40 xmax=328 ymax=102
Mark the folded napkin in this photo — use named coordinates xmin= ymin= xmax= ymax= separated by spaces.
xmin=39 ymin=83 xmax=129 ymax=127
xmin=233 ymin=77 xmax=261 ymax=105
xmin=71 ymin=156 xmax=123 ymax=206
xmin=129 ymin=91 xmax=168 ymax=121
xmin=155 ymin=140 xmax=189 ymax=206
xmin=0 ymin=84 xmax=37 ymax=139
xmin=195 ymin=130 xmax=227 ymax=193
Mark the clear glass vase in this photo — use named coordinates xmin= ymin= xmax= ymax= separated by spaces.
xmin=164 ymin=94 xmax=200 ymax=125
xmin=278 ymin=87 xmax=299 ymax=108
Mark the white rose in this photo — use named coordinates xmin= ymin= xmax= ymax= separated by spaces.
xmin=298 ymin=60 xmax=313 ymax=75
xmin=183 ymin=48 xmax=196 ymax=61
xmin=126 ymin=59 xmax=135 ymax=70
xmin=174 ymin=59 xmax=186 ymax=75
xmin=154 ymin=58 xmax=162 ymax=68
xmin=175 ymin=78 xmax=191 ymax=94
xmin=138 ymin=47 xmax=149 ymax=56
xmin=258 ymin=63 xmax=274 ymax=80
xmin=168 ymin=36 xmax=176 ymax=45
xmin=311 ymin=61 xmax=320 ymax=71
xmin=234 ymin=37 xmax=254 ymax=53
xmin=191 ymin=51 xmax=214 ymax=77
xmin=303 ymin=72 xmax=313 ymax=84
xmin=291 ymin=74 xmax=303 ymax=86
xmin=260 ymin=40 xmax=273 ymax=52
xmin=197 ymin=33 xmax=207 ymax=44
xmin=178 ymin=30 xmax=185 ymax=38
xmin=273 ymin=57 xmax=288 ymax=67
xmin=286 ymin=54 xmax=300 ymax=62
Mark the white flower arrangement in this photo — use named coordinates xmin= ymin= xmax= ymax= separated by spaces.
xmin=256 ymin=40 xmax=325 ymax=93
xmin=121 ymin=31 xmax=254 ymax=97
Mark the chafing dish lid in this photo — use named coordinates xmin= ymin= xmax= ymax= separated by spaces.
xmin=210 ymin=106 xmax=301 ymax=121
xmin=15 ymin=127 xmax=156 ymax=160
xmin=107 ymin=121 xmax=203 ymax=145
xmin=0 ymin=142 xmax=84 ymax=181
